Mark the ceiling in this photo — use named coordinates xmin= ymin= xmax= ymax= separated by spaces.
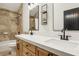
xmin=0 ymin=3 xmax=21 ymax=12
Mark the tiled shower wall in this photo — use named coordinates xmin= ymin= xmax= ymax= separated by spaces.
xmin=0 ymin=9 xmax=18 ymax=41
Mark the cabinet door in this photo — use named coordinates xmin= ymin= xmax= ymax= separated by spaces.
xmin=36 ymin=48 xmax=58 ymax=56
xmin=36 ymin=48 xmax=49 ymax=56
xmin=23 ymin=41 xmax=36 ymax=54
xmin=16 ymin=39 xmax=23 ymax=56
xmin=23 ymin=46 xmax=35 ymax=56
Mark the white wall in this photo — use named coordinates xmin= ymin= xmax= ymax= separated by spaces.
xmin=22 ymin=3 xmax=29 ymax=32
xmin=35 ymin=3 xmax=79 ymax=41
xmin=22 ymin=3 xmax=79 ymax=41
xmin=54 ymin=3 xmax=79 ymax=41
xmin=54 ymin=3 xmax=79 ymax=30
xmin=35 ymin=3 xmax=60 ymax=37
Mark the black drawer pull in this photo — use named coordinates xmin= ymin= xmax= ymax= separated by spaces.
xmin=48 ymin=53 xmax=53 ymax=56
xmin=26 ymin=52 xmax=28 ymax=54
xmin=26 ymin=45 xmax=29 ymax=47
xmin=17 ymin=44 xmax=19 ymax=50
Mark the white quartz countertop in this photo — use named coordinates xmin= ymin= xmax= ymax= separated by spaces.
xmin=15 ymin=34 xmax=79 ymax=56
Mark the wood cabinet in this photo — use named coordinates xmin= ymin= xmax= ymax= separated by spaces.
xmin=16 ymin=39 xmax=58 ymax=56
xmin=36 ymin=47 xmax=57 ymax=56
xmin=22 ymin=41 xmax=36 ymax=56
xmin=36 ymin=48 xmax=49 ymax=56
xmin=23 ymin=41 xmax=36 ymax=54
xmin=23 ymin=46 xmax=35 ymax=56
xmin=16 ymin=39 xmax=23 ymax=56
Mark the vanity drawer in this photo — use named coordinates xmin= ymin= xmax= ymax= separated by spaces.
xmin=23 ymin=47 xmax=35 ymax=56
xmin=36 ymin=48 xmax=49 ymax=56
xmin=23 ymin=41 xmax=36 ymax=53
xmin=23 ymin=41 xmax=29 ymax=47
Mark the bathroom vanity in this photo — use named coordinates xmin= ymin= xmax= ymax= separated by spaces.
xmin=16 ymin=39 xmax=56 ymax=56
xmin=16 ymin=34 xmax=79 ymax=56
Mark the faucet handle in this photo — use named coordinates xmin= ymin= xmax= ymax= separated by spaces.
xmin=66 ymin=35 xmax=71 ymax=37
xmin=58 ymin=35 xmax=63 ymax=40
xmin=61 ymin=28 xmax=65 ymax=32
xmin=66 ymin=35 xmax=71 ymax=40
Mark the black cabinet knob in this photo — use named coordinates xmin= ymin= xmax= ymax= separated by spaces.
xmin=17 ymin=44 xmax=19 ymax=49
xmin=48 ymin=53 xmax=53 ymax=56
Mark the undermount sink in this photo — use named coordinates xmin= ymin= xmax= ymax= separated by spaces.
xmin=44 ymin=39 xmax=79 ymax=49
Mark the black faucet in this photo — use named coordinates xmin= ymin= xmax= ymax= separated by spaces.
xmin=59 ymin=28 xmax=71 ymax=40
xmin=61 ymin=28 xmax=66 ymax=40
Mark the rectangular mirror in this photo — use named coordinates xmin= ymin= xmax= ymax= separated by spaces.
xmin=29 ymin=5 xmax=39 ymax=31
xmin=41 ymin=4 xmax=47 ymax=25
xmin=64 ymin=7 xmax=79 ymax=30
